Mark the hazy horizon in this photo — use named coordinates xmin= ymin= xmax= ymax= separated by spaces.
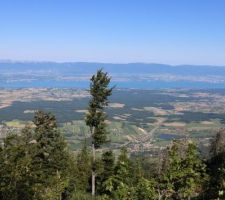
xmin=1 ymin=59 xmax=225 ymax=67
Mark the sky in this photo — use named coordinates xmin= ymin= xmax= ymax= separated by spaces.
xmin=0 ymin=0 xmax=225 ymax=65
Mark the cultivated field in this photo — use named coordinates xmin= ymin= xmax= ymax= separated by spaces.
xmin=1 ymin=88 xmax=225 ymax=153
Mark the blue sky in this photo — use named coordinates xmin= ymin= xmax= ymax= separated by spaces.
xmin=0 ymin=0 xmax=225 ymax=65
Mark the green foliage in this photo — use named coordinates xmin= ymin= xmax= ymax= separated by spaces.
xmin=98 ymin=150 xmax=115 ymax=194
xmin=130 ymin=157 xmax=145 ymax=184
xmin=74 ymin=144 xmax=92 ymax=192
xmin=85 ymin=69 xmax=114 ymax=196
xmin=112 ymin=184 xmax=136 ymax=200
xmin=206 ymin=130 xmax=225 ymax=199
xmin=85 ymin=69 xmax=113 ymax=148
xmin=0 ymin=133 xmax=34 ymax=200
xmin=160 ymin=140 xmax=207 ymax=199
xmin=135 ymin=178 xmax=157 ymax=200
xmin=114 ymin=148 xmax=132 ymax=185
xmin=0 ymin=111 xmax=73 ymax=200
xmin=102 ymin=151 xmax=115 ymax=179
xmin=0 ymin=124 xmax=40 ymax=199
xmin=97 ymin=148 xmax=132 ymax=197
xmin=210 ymin=129 xmax=225 ymax=157
xmin=71 ymin=191 xmax=93 ymax=200
xmin=32 ymin=111 xmax=71 ymax=199
xmin=179 ymin=142 xmax=207 ymax=199
xmin=1 ymin=113 xmax=223 ymax=200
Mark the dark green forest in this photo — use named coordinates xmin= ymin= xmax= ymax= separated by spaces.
xmin=0 ymin=70 xmax=224 ymax=200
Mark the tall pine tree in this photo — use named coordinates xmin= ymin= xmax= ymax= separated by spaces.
xmin=85 ymin=69 xmax=113 ymax=196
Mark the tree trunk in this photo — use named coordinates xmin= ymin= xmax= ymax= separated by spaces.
xmin=92 ymin=142 xmax=96 ymax=197
xmin=157 ymin=188 xmax=162 ymax=200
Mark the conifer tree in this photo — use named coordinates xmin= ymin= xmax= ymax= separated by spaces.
xmin=0 ymin=112 xmax=81 ymax=199
xmin=75 ymin=144 xmax=92 ymax=192
xmin=207 ymin=130 xmax=225 ymax=199
xmin=98 ymin=150 xmax=115 ymax=195
xmin=180 ymin=142 xmax=207 ymax=199
xmin=102 ymin=148 xmax=132 ymax=197
xmin=161 ymin=140 xmax=207 ymax=199
xmin=114 ymin=147 xmax=131 ymax=185
xmin=32 ymin=111 xmax=71 ymax=199
xmin=135 ymin=178 xmax=157 ymax=200
xmin=0 ymin=127 xmax=35 ymax=200
xmin=101 ymin=150 xmax=115 ymax=182
xmin=210 ymin=129 xmax=225 ymax=157
xmin=85 ymin=69 xmax=113 ymax=196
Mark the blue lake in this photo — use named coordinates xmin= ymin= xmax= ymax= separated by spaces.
xmin=159 ymin=134 xmax=183 ymax=140
xmin=1 ymin=80 xmax=225 ymax=89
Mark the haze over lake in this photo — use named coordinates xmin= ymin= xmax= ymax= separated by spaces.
xmin=2 ymin=61 xmax=225 ymax=89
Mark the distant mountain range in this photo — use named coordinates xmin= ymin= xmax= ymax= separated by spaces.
xmin=1 ymin=61 xmax=225 ymax=75
xmin=1 ymin=61 xmax=225 ymax=89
